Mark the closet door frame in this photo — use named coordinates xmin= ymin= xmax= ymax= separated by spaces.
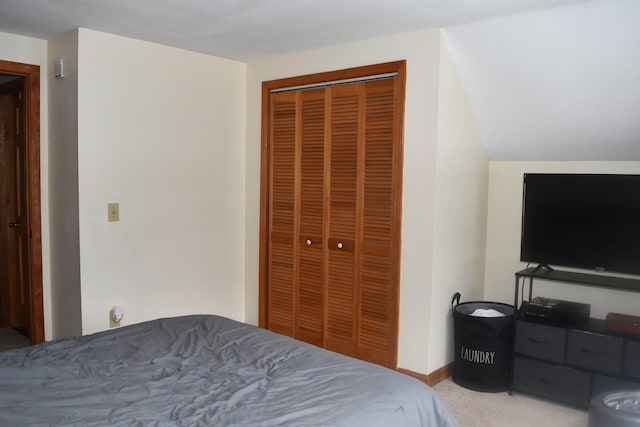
xmin=259 ymin=61 xmax=406 ymax=364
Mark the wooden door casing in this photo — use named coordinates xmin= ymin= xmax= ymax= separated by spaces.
xmin=260 ymin=61 xmax=406 ymax=369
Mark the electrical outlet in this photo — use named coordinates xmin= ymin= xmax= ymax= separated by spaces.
xmin=108 ymin=203 xmax=119 ymax=222
xmin=109 ymin=314 xmax=121 ymax=328
xmin=109 ymin=306 xmax=123 ymax=328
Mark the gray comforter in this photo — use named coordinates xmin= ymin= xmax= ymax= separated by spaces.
xmin=0 ymin=315 xmax=457 ymax=426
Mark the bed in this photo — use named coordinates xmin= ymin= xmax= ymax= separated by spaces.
xmin=0 ymin=314 xmax=457 ymax=426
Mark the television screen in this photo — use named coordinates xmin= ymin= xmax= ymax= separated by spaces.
xmin=520 ymin=173 xmax=640 ymax=275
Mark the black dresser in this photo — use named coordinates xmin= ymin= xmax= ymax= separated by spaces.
xmin=511 ymin=268 xmax=640 ymax=408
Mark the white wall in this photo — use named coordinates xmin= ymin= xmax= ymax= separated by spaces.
xmin=245 ymin=29 xmax=478 ymax=375
xmin=0 ymin=31 xmax=52 ymax=339
xmin=485 ymin=162 xmax=640 ymax=318
xmin=48 ymin=29 xmax=82 ymax=339
xmin=429 ymin=36 xmax=489 ymax=370
xmin=76 ymin=29 xmax=247 ymax=334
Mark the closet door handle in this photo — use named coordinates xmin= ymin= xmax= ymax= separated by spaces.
xmin=306 ymin=239 xmax=312 ymax=246
xmin=328 ymin=238 xmax=353 ymax=252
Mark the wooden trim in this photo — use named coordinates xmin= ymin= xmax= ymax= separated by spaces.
xmin=262 ymin=61 xmax=407 ymax=94
xmin=397 ymin=362 xmax=453 ymax=387
xmin=262 ymin=61 xmax=406 ymax=94
xmin=0 ymin=59 xmax=44 ymax=344
xmin=388 ymin=61 xmax=406 ymax=369
xmin=258 ymin=82 xmax=271 ymax=328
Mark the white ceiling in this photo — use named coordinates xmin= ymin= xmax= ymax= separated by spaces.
xmin=0 ymin=0 xmax=588 ymax=61
xmin=1 ymin=0 xmax=638 ymax=161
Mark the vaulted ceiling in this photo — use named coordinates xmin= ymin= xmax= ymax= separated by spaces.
xmin=1 ymin=0 xmax=638 ymax=160
xmin=445 ymin=0 xmax=640 ymax=161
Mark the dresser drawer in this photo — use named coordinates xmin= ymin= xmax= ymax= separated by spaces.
xmin=567 ymin=330 xmax=622 ymax=375
xmin=513 ymin=357 xmax=591 ymax=408
xmin=515 ymin=320 xmax=565 ymax=363
xmin=623 ymin=340 xmax=640 ymax=379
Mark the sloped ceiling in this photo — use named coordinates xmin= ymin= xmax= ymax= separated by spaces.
xmin=445 ymin=0 xmax=640 ymax=160
xmin=1 ymin=0 xmax=637 ymax=160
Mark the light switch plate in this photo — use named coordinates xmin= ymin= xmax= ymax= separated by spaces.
xmin=108 ymin=203 xmax=119 ymax=222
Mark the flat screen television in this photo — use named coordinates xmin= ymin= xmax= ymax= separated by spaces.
xmin=520 ymin=173 xmax=640 ymax=276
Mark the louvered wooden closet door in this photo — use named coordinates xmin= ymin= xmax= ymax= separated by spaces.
xmin=264 ymin=63 xmax=404 ymax=369
xmin=325 ymin=83 xmax=360 ymax=356
xmin=267 ymin=91 xmax=297 ymax=337
xmin=325 ymin=79 xmax=399 ymax=366
xmin=296 ymin=89 xmax=326 ymax=346
xmin=358 ymin=78 xmax=398 ymax=366
xmin=267 ymin=89 xmax=327 ymax=345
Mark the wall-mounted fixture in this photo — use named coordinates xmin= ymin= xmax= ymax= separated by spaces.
xmin=54 ymin=59 xmax=64 ymax=79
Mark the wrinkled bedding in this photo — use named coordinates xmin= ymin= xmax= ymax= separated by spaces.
xmin=0 ymin=315 xmax=457 ymax=426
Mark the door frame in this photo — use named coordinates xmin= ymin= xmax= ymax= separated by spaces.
xmin=0 ymin=59 xmax=44 ymax=344
xmin=258 ymin=61 xmax=406 ymax=328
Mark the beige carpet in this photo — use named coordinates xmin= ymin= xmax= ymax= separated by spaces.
xmin=433 ymin=378 xmax=588 ymax=427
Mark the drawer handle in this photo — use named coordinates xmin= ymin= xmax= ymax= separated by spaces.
xmin=539 ymin=377 xmax=560 ymax=387
xmin=581 ymin=347 xmax=604 ymax=357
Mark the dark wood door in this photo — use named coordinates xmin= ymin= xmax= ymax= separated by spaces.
xmin=0 ymin=60 xmax=44 ymax=345
xmin=0 ymin=76 xmax=30 ymax=335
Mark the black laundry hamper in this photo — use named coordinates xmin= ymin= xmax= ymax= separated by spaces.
xmin=451 ymin=292 xmax=514 ymax=392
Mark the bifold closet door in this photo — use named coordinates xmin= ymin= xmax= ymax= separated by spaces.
xmin=296 ymin=88 xmax=326 ymax=346
xmin=325 ymin=78 xmax=399 ymax=366
xmin=358 ymin=77 xmax=400 ymax=366
xmin=267 ymin=89 xmax=327 ymax=346
xmin=324 ymin=83 xmax=359 ymax=357
xmin=265 ymin=70 xmax=402 ymax=369
xmin=267 ymin=90 xmax=297 ymax=338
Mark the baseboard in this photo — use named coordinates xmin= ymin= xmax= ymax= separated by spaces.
xmin=397 ymin=362 xmax=453 ymax=387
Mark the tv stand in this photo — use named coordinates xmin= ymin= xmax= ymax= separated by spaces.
xmin=531 ymin=263 xmax=553 ymax=274
xmin=512 ymin=267 xmax=640 ymax=408
xmin=514 ymin=267 xmax=640 ymax=306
